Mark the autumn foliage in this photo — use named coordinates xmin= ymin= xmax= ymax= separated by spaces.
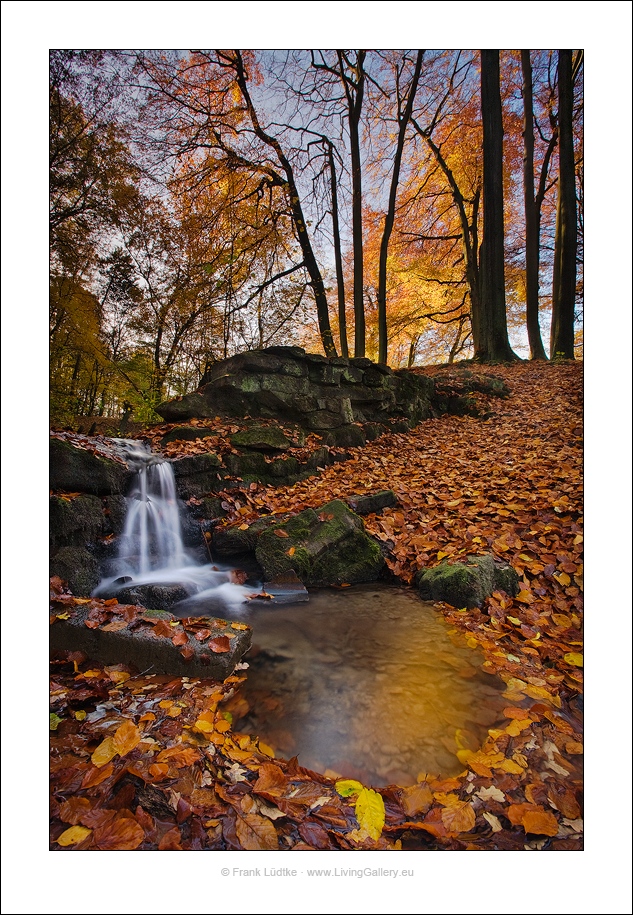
xmin=50 ymin=362 xmax=582 ymax=851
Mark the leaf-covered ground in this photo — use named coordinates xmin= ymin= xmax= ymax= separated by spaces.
xmin=50 ymin=361 xmax=583 ymax=850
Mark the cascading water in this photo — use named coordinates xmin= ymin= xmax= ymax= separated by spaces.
xmin=93 ymin=440 xmax=253 ymax=613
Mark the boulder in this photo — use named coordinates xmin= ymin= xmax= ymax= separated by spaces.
xmin=416 ymin=554 xmax=519 ymax=609
xmin=170 ymin=452 xmax=224 ymax=498
xmin=230 ymin=425 xmax=293 ymax=452
xmin=50 ymin=438 xmax=131 ymax=496
xmin=49 ymin=603 xmax=252 ymax=680
xmin=255 ymin=499 xmax=385 ymax=587
xmin=49 ymin=546 xmax=101 ymax=596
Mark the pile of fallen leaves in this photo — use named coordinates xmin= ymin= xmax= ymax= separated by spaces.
xmin=50 ymin=361 xmax=583 ymax=850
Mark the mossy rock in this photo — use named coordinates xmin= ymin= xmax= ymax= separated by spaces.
xmin=50 ymin=546 xmax=101 ymax=597
xmin=213 ymin=517 xmax=277 ymax=557
xmin=50 ymin=438 xmax=130 ymax=496
xmin=230 ymin=425 xmax=293 ymax=452
xmin=322 ymin=425 xmax=367 ymax=449
xmin=50 ymin=494 xmax=104 ymax=550
xmin=416 ymin=554 xmax=518 ymax=609
xmin=255 ymin=499 xmax=384 ymax=586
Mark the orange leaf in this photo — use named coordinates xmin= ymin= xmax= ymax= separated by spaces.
xmin=81 ymin=763 xmax=114 ymax=788
xmin=521 ymin=809 xmax=559 ymax=836
xmin=149 ymin=763 xmax=170 ymax=780
xmin=113 ymin=719 xmax=141 ymax=757
xmin=208 ymin=636 xmax=231 ymax=653
xmin=273 ymin=528 xmax=290 ymax=538
xmin=156 ymin=747 xmax=200 ymax=767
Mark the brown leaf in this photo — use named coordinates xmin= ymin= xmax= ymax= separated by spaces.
xmin=253 ymin=763 xmax=287 ymax=797
xmin=401 ymin=782 xmax=433 ymax=816
xmin=273 ymin=528 xmax=290 ymax=538
xmin=94 ymin=814 xmax=145 ymax=850
xmin=171 ymin=630 xmax=188 ymax=647
xmin=235 ymin=811 xmax=279 ymax=850
xmin=59 ymin=796 xmax=92 ymax=825
xmin=158 ymin=826 xmax=183 ymax=850
xmin=440 ymin=800 xmax=476 ymax=834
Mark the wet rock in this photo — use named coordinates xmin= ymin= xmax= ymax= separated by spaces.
xmin=170 ymin=452 xmax=224 ymax=498
xmin=212 ymin=516 xmax=277 ymax=557
xmin=347 ymin=490 xmax=398 ymax=515
xmin=416 ymin=554 xmax=519 ymax=609
xmin=322 ymin=425 xmax=367 ymax=449
xmin=50 ymin=437 xmax=131 ymax=496
xmin=49 ymin=604 xmax=252 ymax=679
xmin=230 ymin=425 xmax=293 ymax=452
xmin=112 ymin=584 xmax=191 ymax=610
xmin=255 ymin=499 xmax=385 ymax=586
xmin=50 ymin=494 xmax=104 ymax=550
xmin=50 ymin=546 xmax=101 ymax=596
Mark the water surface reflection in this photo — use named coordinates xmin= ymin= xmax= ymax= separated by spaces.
xmin=236 ymin=585 xmax=507 ymax=786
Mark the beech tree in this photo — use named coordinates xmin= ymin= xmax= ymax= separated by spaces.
xmin=550 ymin=50 xmax=579 ymax=359
xmin=475 ymin=50 xmax=517 ymax=362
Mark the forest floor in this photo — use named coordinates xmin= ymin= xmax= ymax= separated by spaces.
xmin=50 ymin=360 xmax=584 ymax=851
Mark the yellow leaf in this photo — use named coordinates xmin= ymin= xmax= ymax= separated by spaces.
xmin=91 ymin=736 xmax=118 ymax=768
xmin=505 ymin=718 xmax=532 ymax=737
xmin=507 ymin=616 xmax=521 ymax=625
xmin=498 ymin=758 xmax=525 ymax=775
xmin=564 ymin=652 xmax=583 ymax=667
xmin=258 ymin=741 xmax=275 ymax=757
xmin=56 ymin=612 xmax=70 ymax=620
xmin=56 ymin=826 xmax=92 ymax=846
xmin=554 ymin=571 xmax=571 ymax=586
xmin=74 ymin=710 xmax=87 ymax=721
xmin=238 ymin=523 xmax=249 ymax=531
xmin=335 ymin=779 xmax=364 ymax=798
xmin=437 ymin=551 xmax=449 ymax=560
xmin=355 ymin=787 xmax=385 ymax=841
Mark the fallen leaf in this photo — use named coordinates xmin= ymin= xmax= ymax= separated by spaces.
xmin=235 ymin=811 xmax=279 ymax=850
xmin=56 ymin=826 xmax=92 ymax=847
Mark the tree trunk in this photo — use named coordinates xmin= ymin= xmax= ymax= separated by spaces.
xmin=377 ymin=51 xmax=424 ymax=365
xmin=550 ymin=50 xmax=577 ymax=359
xmin=520 ymin=51 xmax=548 ymax=360
xmin=328 ymin=144 xmax=348 ymax=358
xmin=475 ymin=50 xmax=518 ymax=363
xmin=347 ymin=56 xmax=366 ymax=358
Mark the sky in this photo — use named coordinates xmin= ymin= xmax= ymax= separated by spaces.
xmin=1 ymin=3 xmax=632 ymax=913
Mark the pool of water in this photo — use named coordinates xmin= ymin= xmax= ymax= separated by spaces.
xmin=233 ymin=585 xmax=508 ymax=787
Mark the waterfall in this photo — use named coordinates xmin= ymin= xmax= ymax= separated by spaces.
xmin=93 ymin=440 xmax=253 ymax=613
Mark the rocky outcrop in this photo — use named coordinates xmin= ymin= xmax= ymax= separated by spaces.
xmin=416 ymin=554 xmax=519 ymax=609
xmin=50 ymin=437 xmax=131 ymax=495
xmin=157 ymin=346 xmax=436 ymax=432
